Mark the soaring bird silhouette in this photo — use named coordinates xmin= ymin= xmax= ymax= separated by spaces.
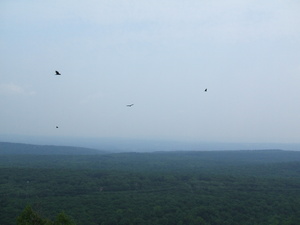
xmin=56 ymin=126 xmax=59 ymax=128
xmin=55 ymin=71 xmax=61 ymax=75
xmin=126 ymin=104 xmax=134 ymax=107
xmin=204 ymin=88 xmax=207 ymax=92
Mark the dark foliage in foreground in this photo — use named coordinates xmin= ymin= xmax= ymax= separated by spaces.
xmin=16 ymin=205 xmax=75 ymax=225
xmin=1 ymin=149 xmax=300 ymax=224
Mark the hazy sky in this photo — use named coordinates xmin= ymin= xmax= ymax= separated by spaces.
xmin=1 ymin=0 xmax=300 ymax=144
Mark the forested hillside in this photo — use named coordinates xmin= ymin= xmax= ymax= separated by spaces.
xmin=1 ymin=145 xmax=300 ymax=225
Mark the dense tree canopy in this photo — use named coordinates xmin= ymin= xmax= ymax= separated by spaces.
xmin=1 ymin=150 xmax=300 ymax=224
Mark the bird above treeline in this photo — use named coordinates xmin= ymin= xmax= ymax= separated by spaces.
xmin=55 ymin=71 xmax=61 ymax=75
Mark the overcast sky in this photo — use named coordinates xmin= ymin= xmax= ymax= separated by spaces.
xmin=1 ymin=0 xmax=300 ymax=144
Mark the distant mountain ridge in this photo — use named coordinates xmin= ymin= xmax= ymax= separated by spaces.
xmin=1 ymin=134 xmax=300 ymax=152
xmin=0 ymin=142 xmax=107 ymax=155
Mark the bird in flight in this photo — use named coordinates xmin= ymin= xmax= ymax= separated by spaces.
xmin=126 ymin=104 xmax=134 ymax=107
xmin=55 ymin=71 xmax=61 ymax=75
xmin=56 ymin=126 xmax=59 ymax=128
xmin=204 ymin=88 xmax=207 ymax=92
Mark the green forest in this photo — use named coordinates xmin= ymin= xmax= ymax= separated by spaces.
xmin=1 ymin=143 xmax=300 ymax=225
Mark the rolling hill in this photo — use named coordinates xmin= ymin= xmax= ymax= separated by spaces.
xmin=0 ymin=142 xmax=107 ymax=155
